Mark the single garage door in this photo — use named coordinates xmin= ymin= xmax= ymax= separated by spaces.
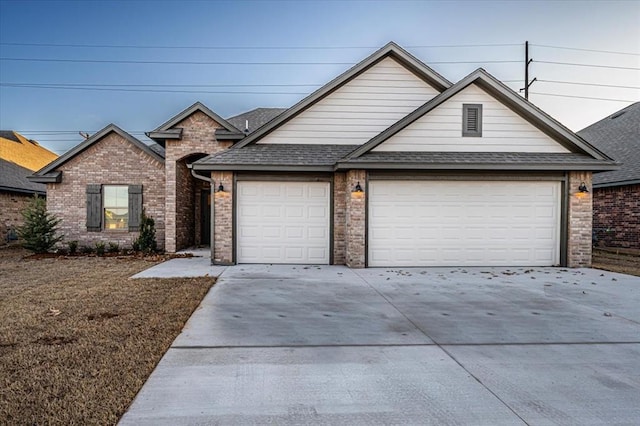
xmin=368 ymin=180 xmax=561 ymax=267
xmin=237 ymin=181 xmax=330 ymax=264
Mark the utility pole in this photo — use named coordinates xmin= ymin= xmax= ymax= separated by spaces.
xmin=521 ymin=41 xmax=537 ymax=100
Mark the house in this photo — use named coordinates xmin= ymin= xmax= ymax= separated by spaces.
xmin=1 ymin=131 xmax=56 ymax=240
xmin=30 ymin=42 xmax=616 ymax=267
xmin=578 ymin=102 xmax=640 ymax=250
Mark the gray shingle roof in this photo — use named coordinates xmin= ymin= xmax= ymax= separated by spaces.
xmin=577 ymin=102 xmax=640 ymax=187
xmin=194 ymin=144 xmax=360 ymax=170
xmin=0 ymin=130 xmax=21 ymax=143
xmin=148 ymin=143 xmax=166 ymax=158
xmin=0 ymin=158 xmax=46 ymax=194
xmin=342 ymin=151 xmax=614 ymax=170
xmin=226 ymin=108 xmax=287 ymax=134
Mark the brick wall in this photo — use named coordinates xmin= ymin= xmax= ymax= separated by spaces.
xmin=567 ymin=171 xmax=593 ymax=267
xmin=46 ymin=132 xmax=165 ymax=249
xmin=211 ymin=171 xmax=233 ymax=264
xmin=333 ymin=172 xmax=347 ymax=265
xmin=593 ymin=183 xmax=640 ymax=250
xmin=345 ymin=170 xmax=366 ymax=268
xmin=0 ymin=191 xmax=36 ymax=241
xmin=164 ymin=111 xmax=232 ymax=252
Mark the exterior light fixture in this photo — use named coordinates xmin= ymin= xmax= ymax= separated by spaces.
xmin=352 ymin=182 xmax=363 ymax=193
xmin=216 ymin=183 xmax=225 ymax=193
xmin=578 ymin=182 xmax=589 ymax=193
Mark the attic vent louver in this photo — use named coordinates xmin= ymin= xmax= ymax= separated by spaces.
xmin=462 ymin=104 xmax=483 ymax=137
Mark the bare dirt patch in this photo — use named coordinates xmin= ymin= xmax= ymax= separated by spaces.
xmin=592 ymin=247 xmax=640 ymax=277
xmin=0 ymin=247 xmax=214 ymax=425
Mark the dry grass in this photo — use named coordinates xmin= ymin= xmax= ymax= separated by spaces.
xmin=0 ymin=246 xmax=214 ymax=425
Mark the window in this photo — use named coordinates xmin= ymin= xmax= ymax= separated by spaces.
xmin=104 ymin=186 xmax=129 ymax=230
xmin=462 ymin=104 xmax=482 ymax=137
xmin=86 ymin=184 xmax=142 ymax=232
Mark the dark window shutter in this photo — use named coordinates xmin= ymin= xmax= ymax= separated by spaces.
xmin=86 ymin=184 xmax=102 ymax=232
xmin=462 ymin=104 xmax=483 ymax=137
xmin=128 ymin=185 xmax=143 ymax=231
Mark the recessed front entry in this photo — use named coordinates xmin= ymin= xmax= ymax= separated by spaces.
xmin=236 ymin=181 xmax=330 ymax=264
xmin=368 ymin=180 xmax=561 ymax=267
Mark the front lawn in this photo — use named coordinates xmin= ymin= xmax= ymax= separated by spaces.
xmin=0 ymin=246 xmax=214 ymax=425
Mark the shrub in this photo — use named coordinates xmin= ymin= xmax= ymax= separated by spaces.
xmin=80 ymin=245 xmax=94 ymax=255
xmin=95 ymin=241 xmax=106 ymax=256
xmin=18 ymin=196 xmax=63 ymax=253
xmin=108 ymin=242 xmax=120 ymax=253
xmin=68 ymin=240 xmax=79 ymax=255
xmin=133 ymin=210 xmax=157 ymax=254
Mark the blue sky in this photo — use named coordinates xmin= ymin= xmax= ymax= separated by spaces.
xmin=0 ymin=0 xmax=638 ymax=155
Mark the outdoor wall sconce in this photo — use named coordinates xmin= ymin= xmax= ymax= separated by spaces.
xmin=352 ymin=182 xmax=364 ymax=193
xmin=216 ymin=183 xmax=225 ymax=193
xmin=578 ymin=182 xmax=589 ymax=193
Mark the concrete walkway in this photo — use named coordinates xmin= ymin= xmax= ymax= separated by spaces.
xmin=130 ymin=248 xmax=227 ymax=279
xmin=120 ymin=265 xmax=640 ymax=425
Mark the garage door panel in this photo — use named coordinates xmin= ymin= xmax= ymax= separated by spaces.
xmin=237 ymin=182 xmax=330 ymax=264
xmin=369 ymin=180 xmax=560 ymax=267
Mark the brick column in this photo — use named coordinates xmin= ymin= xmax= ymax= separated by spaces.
xmin=346 ymin=170 xmax=366 ymax=268
xmin=164 ymin=160 xmax=177 ymax=253
xmin=212 ymin=171 xmax=233 ymax=264
xmin=567 ymin=171 xmax=593 ymax=267
xmin=333 ymin=172 xmax=347 ymax=265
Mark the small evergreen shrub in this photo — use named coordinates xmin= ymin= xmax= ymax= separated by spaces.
xmin=108 ymin=242 xmax=120 ymax=253
xmin=95 ymin=241 xmax=106 ymax=256
xmin=68 ymin=240 xmax=78 ymax=255
xmin=18 ymin=196 xmax=63 ymax=253
xmin=133 ymin=210 xmax=157 ymax=254
xmin=80 ymin=245 xmax=94 ymax=255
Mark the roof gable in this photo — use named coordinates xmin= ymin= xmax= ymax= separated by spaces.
xmin=347 ymin=69 xmax=615 ymax=161
xmin=32 ymin=124 xmax=164 ymax=181
xmin=233 ymin=41 xmax=452 ymax=149
xmin=150 ymin=101 xmax=241 ymax=134
xmin=371 ymin=83 xmax=570 ymax=153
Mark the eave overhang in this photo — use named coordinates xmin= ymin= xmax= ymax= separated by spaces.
xmin=27 ymin=171 xmax=62 ymax=183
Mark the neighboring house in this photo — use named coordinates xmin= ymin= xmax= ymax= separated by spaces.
xmin=0 ymin=130 xmax=58 ymax=170
xmin=0 ymin=159 xmax=47 ymax=240
xmin=578 ymin=102 xmax=640 ymax=250
xmin=30 ymin=42 xmax=616 ymax=267
xmin=0 ymin=131 xmax=56 ymax=241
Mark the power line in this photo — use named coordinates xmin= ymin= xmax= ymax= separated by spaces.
xmin=0 ymin=84 xmax=310 ymax=95
xmin=0 ymin=41 xmax=521 ymax=50
xmin=531 ymin=44 xmax=640 ymax=56
xmin=534 ymin=60 xmax=640 ymax=71
xmin=0 ymin=57 xmax=521 ymax=66
xmin=0 ymin=82 xmax=322 ymax=88
xmin=530 ymin=92 xmax=636 ymax=102
xmin=537 ymin=79 xmax=640 ymax=90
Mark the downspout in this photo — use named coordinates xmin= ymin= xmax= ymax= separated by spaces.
xmin=188 ymin=165 xmax=215 ymax=264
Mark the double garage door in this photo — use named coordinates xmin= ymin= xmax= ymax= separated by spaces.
xmin=236 ymin=180 xmax=561 ymax=266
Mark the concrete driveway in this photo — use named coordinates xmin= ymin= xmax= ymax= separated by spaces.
xmin=120 ymin=265 xmax=640 ymax=425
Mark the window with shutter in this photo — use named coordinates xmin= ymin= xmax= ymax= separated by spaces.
xmin=462 ymin=104 xmax=483 ymax=137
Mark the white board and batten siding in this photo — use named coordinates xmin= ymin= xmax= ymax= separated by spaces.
xmin=373 ymin=84 xmax=570 ymax=153
xmin=257 ymin=57 xmax=440 ymax=145
xmin=368 ymin=180 xmax=561 ymax=267
xmin=236 ymin=181 xmax=330 ymax=264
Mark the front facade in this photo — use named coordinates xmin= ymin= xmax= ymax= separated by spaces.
xmin=32 ymin=42 xmax=616 ymax=266
xmin=578 ymin=103 xmax=640 ymax=250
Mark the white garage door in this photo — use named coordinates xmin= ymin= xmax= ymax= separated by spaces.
xmin=237 ymin=181 xmax=330 ymax=264
xmin=368 ymin=180 xmax=561 ymax=267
